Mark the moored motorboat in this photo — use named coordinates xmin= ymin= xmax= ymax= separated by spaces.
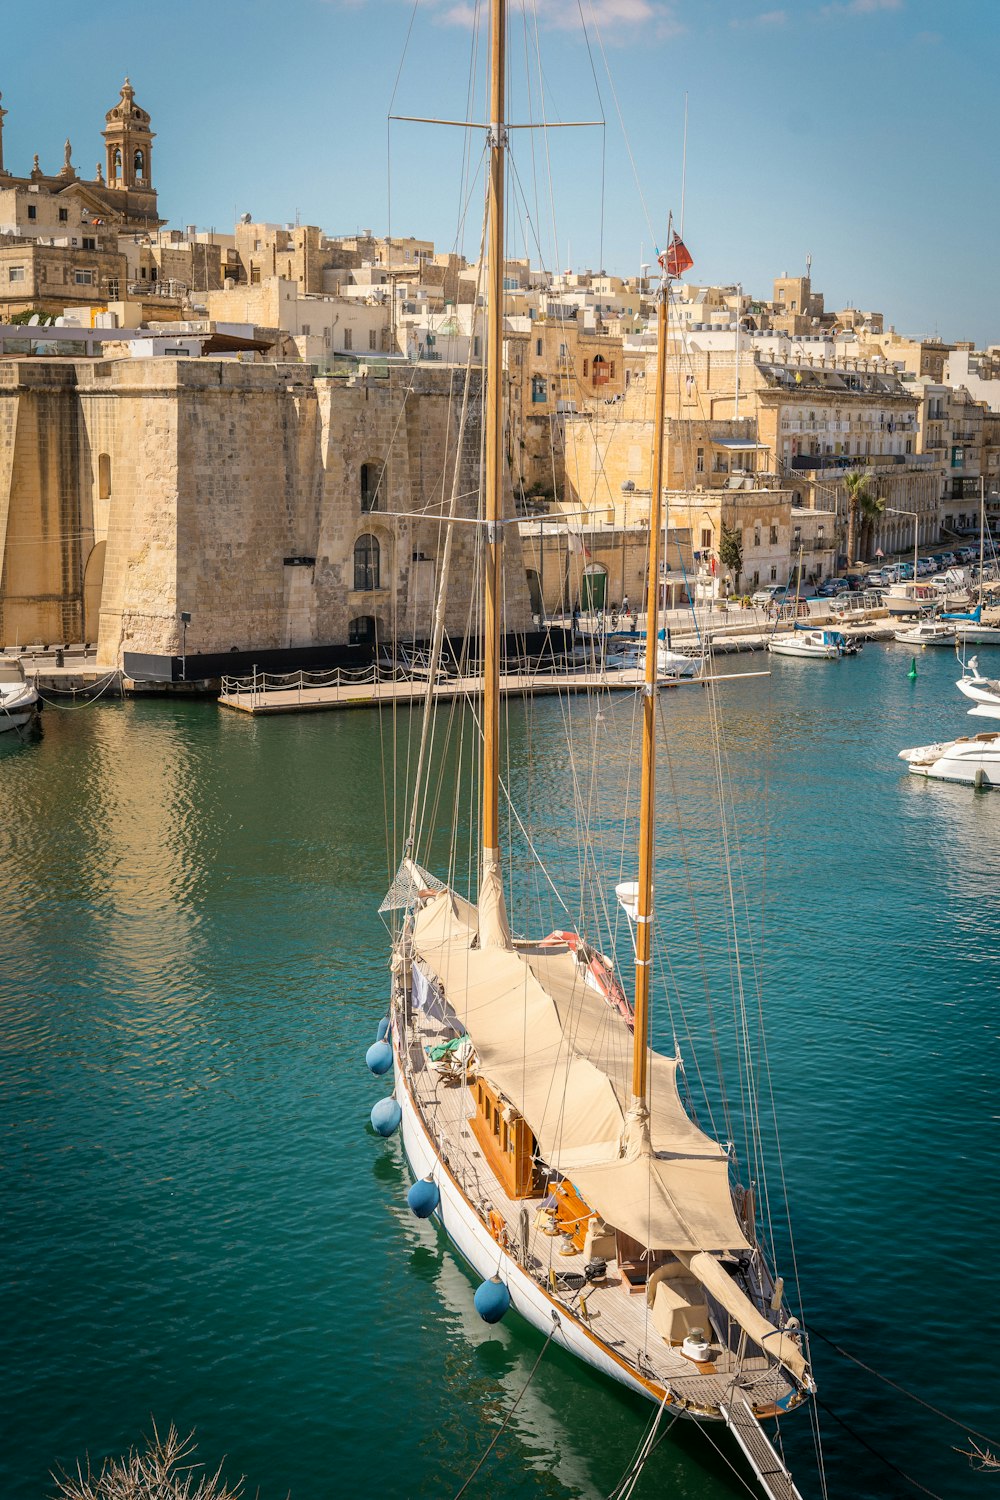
xmin=767 ymin=627 xmax=844 ymax=660
xmin=0 ymin=656 xmax=40 ymax=734
xmin=893 ymin=619 xmax=955 ymax=647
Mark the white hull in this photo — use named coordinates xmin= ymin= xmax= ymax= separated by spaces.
xmin=767 ymin=638 xmax=840 ymax=660
xmin=0 ymin=683 xmax=39 ymax=733
xmin=893 ymin=624 xmax=955 ymax=647
xmin=899 ymin=734 xmax=1000 ymax=786
xmin=391 ymin=1025 xmax=677 ymax=1409
xmin=951 ymin=624 xmax=1000 ymax=645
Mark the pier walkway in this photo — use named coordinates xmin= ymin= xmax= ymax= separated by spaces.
xmin=218 ymin=663 xmax=772 ymax=715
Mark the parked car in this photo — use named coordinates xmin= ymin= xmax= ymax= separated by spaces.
xmin=752 ymin=584 xmax=785 ymax=607
xmin=940 ymin=551 xmax=957 ymax=566
xmin=817 ymin=578 xmax=848 ymax=597
xmin=865 ymin=570 xmax=888 ymax=587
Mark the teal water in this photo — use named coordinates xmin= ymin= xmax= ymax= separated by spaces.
xmin=1 ymin=644 xmax=998 ymax=1500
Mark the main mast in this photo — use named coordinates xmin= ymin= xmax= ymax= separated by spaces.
xmin=631 ymin=271 xmax=670 ymax=1104
xmin=479 ymin=0 xmax=511 ymax=949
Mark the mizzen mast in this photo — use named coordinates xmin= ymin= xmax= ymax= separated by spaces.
xmin=479 ymin=0 xmax=512 ymax=950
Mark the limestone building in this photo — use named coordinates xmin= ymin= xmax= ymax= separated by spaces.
xmin=0 ymin=356 xmax=532 ymax=675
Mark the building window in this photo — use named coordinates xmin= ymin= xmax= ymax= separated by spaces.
xmin=354 ymin=533 xmax=381 ymax=591
xmin=59 ymin=208 xmax=69 ymax=222
xmin=27 ymin=205 xmax=36 ymax=221
xmin=250 ymin=266 xmax=260 ymax=285
xmin=531 ymin=375 xmax=546 ymax=404
xmin=536 ymin=338 xmax=543 ymax=356
xmin=344 ymin=327 xmax=353 ymax=350
xmin=301 ymin=323 xmax=310 ymax=336
xmin=83 ymin=237 xmax=96 ymax=250
xmin=74 ymin=269 xmax=94 ymax=285
xmin=700 ymin=528 xmax=712 ymax=549
xmin=360 ymin=464 xmax=381 ymax=513
xmin=696 ymin=447 xmax=704 ymax=473
xmin=369 ymin=328 xmax=377 ymax=350
xmin=107 ymin=278 xmax=119 ymax=299
xmin=754 ymin=527 xmax=761 ymax=548
xmin=9 ymin=266 xmax=25 ymax=282
xmin=582 ymin=358 xmax=589 ymax=377
xmin=348 ymin=615 xmax=377 ymax=645
xmin=473 ymin=335 xmax=481 ymax=358
xmin=770 ymin=565 xmax=778 ymax=581
xmin=770 ymin=525 xmax=778 ymax=545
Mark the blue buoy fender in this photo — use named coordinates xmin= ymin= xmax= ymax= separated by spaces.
xmin=375 ymin=1016 xmax=391 ymax=1043
xmin=474 ymin=1276 xmax=511 ymax=1324
xmin=370 ymin=1097 xmax=402 ymax=1137
xmin=407 ymin=1176 xmax=440 ymax=1218
xmin=366 ymin=1040 xmax=393 ymax=1076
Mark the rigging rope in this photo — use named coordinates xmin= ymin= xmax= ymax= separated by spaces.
xmin=811 ymin=1325 xmax=1000 ymax=1449
xmin=450 ymin=1319 xmax=558 ymax=1500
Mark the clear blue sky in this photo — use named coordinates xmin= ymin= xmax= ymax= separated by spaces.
xmin=3 ymin=0 xmax=997 ymax=344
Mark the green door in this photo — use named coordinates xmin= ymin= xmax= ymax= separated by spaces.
xmin=581 ymin=567 xmax=607 ymax=612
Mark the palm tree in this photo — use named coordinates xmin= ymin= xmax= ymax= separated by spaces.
xmin=843 ymin=469 xmax=884 ymax=565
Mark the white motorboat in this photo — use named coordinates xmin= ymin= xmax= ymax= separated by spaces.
xmin=956 ymin=658 xmax=1000 ymax=707
xmin=899 ymin=655 xmax=1000 ymax=786
xmin=899 ymin=727 xmax=1000 ymax=788
xmin=883 ymin=581 xmax=944 ymax=618
xmin=767 ymin=627 xmax=844 ymax=660
xmin=0 ymin=656 xmax=40 ymax=734
xmin=893 ymin=620 xmax=955 ymax=647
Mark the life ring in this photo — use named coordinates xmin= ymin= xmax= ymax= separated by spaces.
xmin=487 ymin=1210 xmax=509 ymax=1248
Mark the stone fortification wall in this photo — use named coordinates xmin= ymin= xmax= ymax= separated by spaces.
xmin=0 ymin=356 xmax=531 ymax=667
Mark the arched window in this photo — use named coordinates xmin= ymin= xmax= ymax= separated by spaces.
xmin=354 ymin=534 xmax=381 ymax=591
xmin=360 ymin=463 xmax=381 ymax=513
xmin=98 ymin=453 xmax=111 ymax=498
xmin=349 ymin=615 xmax=377 ymax=645
xmin=134 ymin=149 xmax=145 ymax=181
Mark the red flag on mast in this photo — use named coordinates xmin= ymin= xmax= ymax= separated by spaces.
xmin=659 ymin=232 xmax=693 ymax=278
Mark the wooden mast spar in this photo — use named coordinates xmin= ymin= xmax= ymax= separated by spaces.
xmin=479 ymin=0 xmax=510 ymax=947
xmin=631 ymin=269 xmax=669 ymax=1106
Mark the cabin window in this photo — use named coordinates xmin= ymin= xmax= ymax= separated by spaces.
xmin=354 ymin=534 xmax=381 ymax=591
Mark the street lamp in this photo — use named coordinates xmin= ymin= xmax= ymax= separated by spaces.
xmin=179 ymin=610 xmax=191 ymax=681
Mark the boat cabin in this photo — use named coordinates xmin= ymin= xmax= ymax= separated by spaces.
xmin=469 ymin=1077 xmax=544 ymax=1199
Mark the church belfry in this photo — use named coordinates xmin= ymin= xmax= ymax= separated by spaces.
xmin=102 ymin=77 xmax=154 ymax=190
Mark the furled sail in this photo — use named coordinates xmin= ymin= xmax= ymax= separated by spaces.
xmin=411 ymin=890 xmax=750 ymax=1253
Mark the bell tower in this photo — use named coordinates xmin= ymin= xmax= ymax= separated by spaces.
xmin=102 ymin=77 xmax=154 ymax=191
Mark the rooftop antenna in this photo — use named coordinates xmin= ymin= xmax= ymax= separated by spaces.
xmin=806 ymin=251 xmax=812 ymax=279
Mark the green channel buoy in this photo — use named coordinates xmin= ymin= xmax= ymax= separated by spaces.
xmin=908 ymin=657 xmax=917 ymax=680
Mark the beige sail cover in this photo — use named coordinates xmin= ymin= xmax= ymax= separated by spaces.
xmin=683 ymin=1251 xmax=810 ymax=1385
xmin=412 ymin=891 xmax=750 ymax=1253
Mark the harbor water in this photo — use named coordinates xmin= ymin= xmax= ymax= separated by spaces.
xmin=1 ymin=642 xmax=998 ymax=1500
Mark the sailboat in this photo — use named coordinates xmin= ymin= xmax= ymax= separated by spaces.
xmin=368 ymin=5 xmax=815 ymax=1490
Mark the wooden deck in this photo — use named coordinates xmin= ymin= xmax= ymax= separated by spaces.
xmin=404 ymin=1003 xmax=800 ymax=1420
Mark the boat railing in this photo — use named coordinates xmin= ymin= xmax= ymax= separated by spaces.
xmin=220 ymin=662 xmax=435 ymax=705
